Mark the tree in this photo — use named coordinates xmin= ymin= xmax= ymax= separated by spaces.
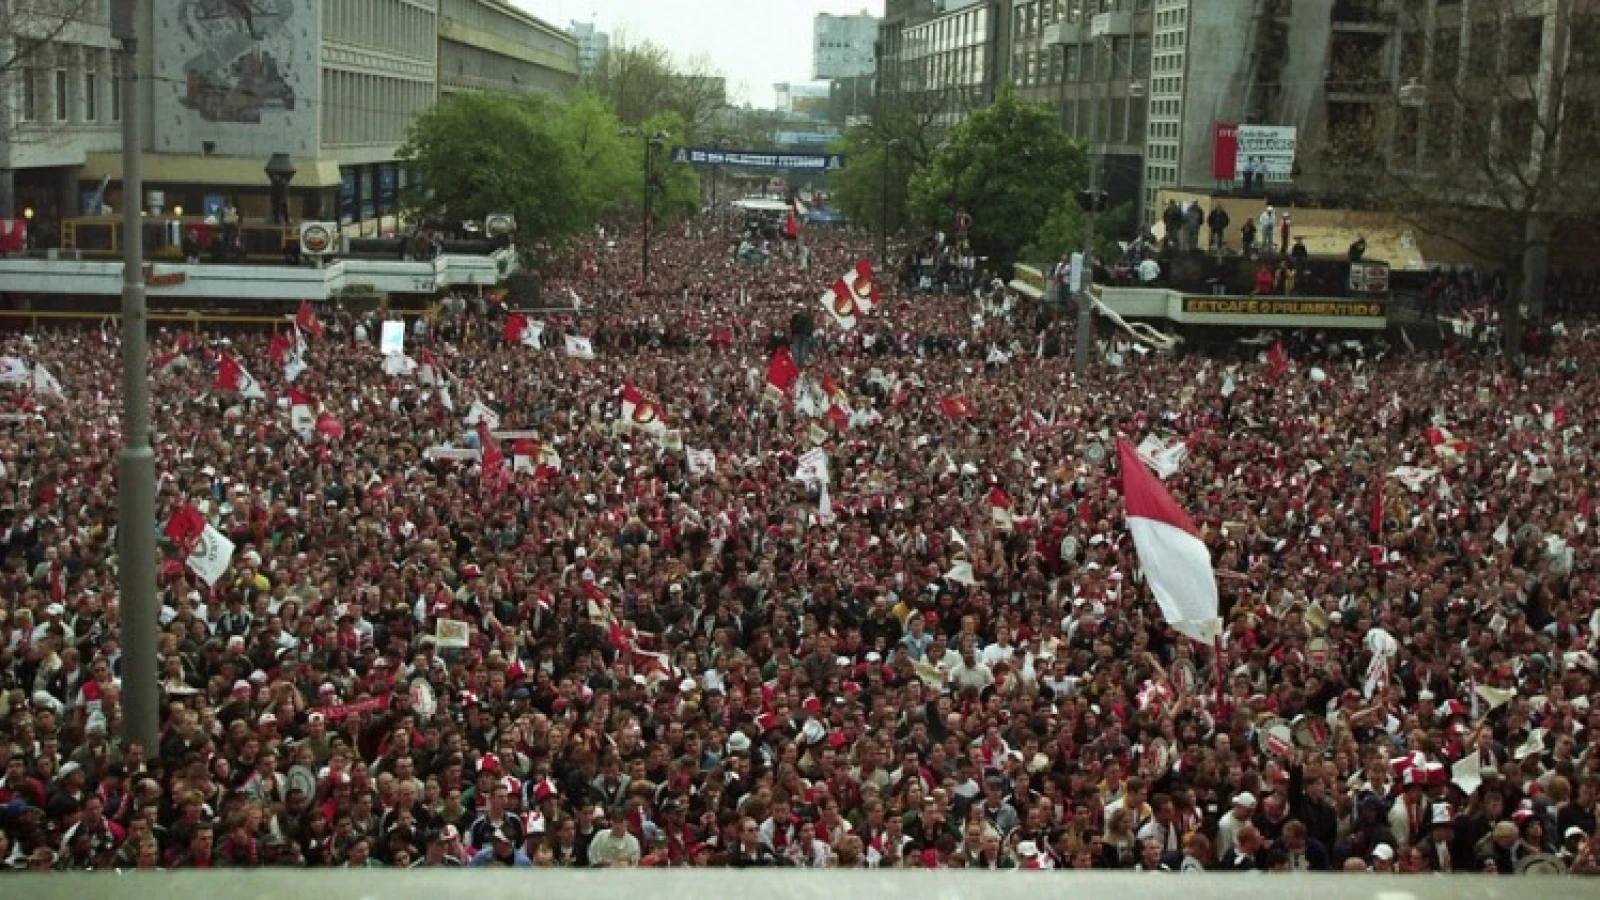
xmin=1022 ymin=200 xmax=1133 ymax=269
xmin=398 ymin=93 xmax=593 ymax=264
xmin=1317 ymin=0 xmax=1600 ymax=358
xmin=554 ymin=91 xmax=644 ymax=217
xmin=908 ymin=87 xmax=1088 ymax=273
xmin=828 ymin=89 xmax=959 ymax=235
xmin=584 ymin=34 xmax=727 ymax=139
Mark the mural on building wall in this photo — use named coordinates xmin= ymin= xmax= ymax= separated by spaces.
xmin=155 ymin=0 xmax=320 ymax=158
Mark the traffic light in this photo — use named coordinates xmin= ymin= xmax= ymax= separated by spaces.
xmin=1076 ymin=190 xmax=1109 ymax=213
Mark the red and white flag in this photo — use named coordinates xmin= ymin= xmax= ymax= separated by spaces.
xmin=30 ymin=363 xmax=64 ymax=399
xmin=620 ymin=382 xmax=667 ymax=436
xmin=844 ymin=259 xmax=881 ymax=314
xmin=819 ymin=277 xmax=859 ymax=330
xmin=1423 ymin=426 xmax=1469 ymax=458
xmin=213 ymin=354 xmax=266 ymax=399
xmin=1266 ymin=340 xmax=1289 ymax=380
xmin=822 ymin=375 xmax=852 ymax=429
xmin=1118 ymin=439 xmax=1220 ymax=643
xmin=766 ymin=346 xmax=800 ymax=401
xmin=289 ymin=388 xmax=318 ymax=441
xmin=987 ymin=486 xmax=1014 ymax=530
xmin=295 ymin=300 xmax=325 ymax=339
xmin=162 ymin=502 xmax=208 ymax=556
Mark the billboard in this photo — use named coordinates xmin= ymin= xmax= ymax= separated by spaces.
xmin=1213 ymin=124 xmax=1297 ymax=183
xmin=153 ymin=0 xmax=321 ymax=159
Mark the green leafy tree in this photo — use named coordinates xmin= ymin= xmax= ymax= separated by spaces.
xmin=554 ymin=91 xmax=643 ymax=218
xmin=1022 ymin=200 xmax=1133 ymax=269
xmin=584 ymin=34 xmax=726 ymax=139
xmin=829 ymin=90 xmax=952 ymax=234
xmin=909 ymin=87 xmax=1088 ymax=272
xmin=640 ymin=111 xmax=702 ymax=224
xmin=398 ymin=93 xmax=592 ymax=263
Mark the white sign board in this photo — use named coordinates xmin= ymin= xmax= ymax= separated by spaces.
xmin=380 ymin=320 xmax=405 ymax=356
xmin=1234 ymin=125 xmax=1298 ymax=183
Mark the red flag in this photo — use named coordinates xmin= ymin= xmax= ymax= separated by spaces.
xmin=766 ymin=346 xmax=800 ymax=398
xmin=988 ymin=486 xmax=1012 ymax=510
xmin=478 ymin=423 xmax=507 ymax=494
xmin=1267 ymin=341 xmax=1289 ymax=380
xmin=163 ymin=502 xmax=207 ymax=555
xmin=315 ymin=412 xmax=345 ymax=441
xmin=783 ymin=209 xmax=800 ymax=241
xmin=504 ymin=312 xmax=529 ymax=345
xmin=295 ymin=300 xmax=325 ymax=339
xmin=938 ymin=395 xmax=975 ymax=419
xmin=213 ymin=354 xmax=263 ymax=398
xmin=268 ymin=332 xmax=292 ymax=366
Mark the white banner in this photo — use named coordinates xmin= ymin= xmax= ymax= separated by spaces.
xmin=687 ymin=448 xmax=716 ymax=477
xmin=424 ymin=447 xmax=482 ymax=462
xmin=382 ymin=353 xmax=416 ymax=377
xmin=564 ymin=334 xmax=595 ymax=360
xmin=31 ymin=363 xmax=65 ymax=398
xmin=522 ymin=320 xmax=545 ymax=349
xmin=0 ymin=356 xmax=30 ymax=385
xmin=1135 ymin=435 xmax=1189 ymax=481
xmin=187 ymin=523 xmax=235 ymax=586
xmin=464 ymin=400 xmax=500 ymax=431
xmin=291 ymin=404 xmax=316 ymax=441
xmin=380 ymin=320 xmax=405 ymax=356
xmin=793 ymin=447 xmax=830 ymax=486
xmin=434 ymin=618 xmax=471 ymax=649
xmin=1234 ymin=124 xmax=1298 ymax=182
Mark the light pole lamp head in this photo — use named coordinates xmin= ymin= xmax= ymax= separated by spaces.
xmin=1399 ymin=78 xmax=1428 ymax=109
xmin=265 ymin=153 xmax=297 ymax=184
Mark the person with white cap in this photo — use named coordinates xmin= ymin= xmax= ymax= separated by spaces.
xmin=1215 ymin=791 xmax=1257 ymax=857
xmin=1417 ymin=803 xmax=1456 ymax=872
xmin=1369 ymin=842 xmax=1397 ymax=872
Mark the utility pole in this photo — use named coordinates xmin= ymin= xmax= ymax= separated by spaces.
xmin=113 ymin=0 xmax=159 ymax=756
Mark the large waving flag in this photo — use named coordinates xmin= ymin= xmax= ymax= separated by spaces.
xmin=820 ymin=277 xmax=858 ymax=330
xmin=844 ymin=259 xmax=880 ymax=314
xmin=1118 ymin=440 xmax=1220 ymax=643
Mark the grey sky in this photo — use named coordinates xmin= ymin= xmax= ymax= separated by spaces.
xmin=515 ymin=0 xmax=885 ymax=106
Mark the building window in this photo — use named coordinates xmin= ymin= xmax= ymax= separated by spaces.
xmin=85 ymin=71 xmax=97 ymax=122
xmin=111 ymin=73 xmax=121 ymax=121
xmin=20 ymin=68 xmax=37 ymax=122
xmin=55 ymin=68 xmax=69 ymax=121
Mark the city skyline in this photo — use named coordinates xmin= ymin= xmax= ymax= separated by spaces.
xmin=516 ymin=0 xmax=884 ymax=106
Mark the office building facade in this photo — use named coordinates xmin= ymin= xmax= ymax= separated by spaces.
xmin=0 ymin=0 xmax=576 ymax=233
xmin=568 ymin=20 xmax=610 ymax=76
xmin=815 ymin=10 xmax=881 ymax=79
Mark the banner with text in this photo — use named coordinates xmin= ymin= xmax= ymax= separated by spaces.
xmin=1232 ymin=125 xmax=1298 ymax=182
xmin=671 ymin=147 xmax=846 ymax=171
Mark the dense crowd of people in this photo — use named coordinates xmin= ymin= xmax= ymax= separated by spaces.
xmin=0 ymin=214 xmax=1597 ymax=877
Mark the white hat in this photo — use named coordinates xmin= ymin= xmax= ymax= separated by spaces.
xmin=45 ymin=603 xmax=64 ymax=616
xmin=1430 ymin=803 xmax=1454 ymax=825
xmin=726 ymin=732 xmax=752 ymax=754
xmin=1233 ymin=792 xmax=1258 ymax=808
xmin=1372 ymin=843 xmax=1395 ymax=861
xmin=1016 ymin=841 xmax=1039 ymax=858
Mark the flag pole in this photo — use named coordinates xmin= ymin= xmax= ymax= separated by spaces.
xmin=1213 ymin=635 xmax=1227 ymax=720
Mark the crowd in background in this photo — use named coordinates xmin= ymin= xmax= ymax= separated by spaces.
xmin=0 ymin=215 xmax=1597 ymax=875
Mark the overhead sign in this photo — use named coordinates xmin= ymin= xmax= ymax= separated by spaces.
xmin=1179 ymin=295 xmax=1387 ymax=329
xmin=1230 ymin=125 xmax=1298 ymax=182
xmin=671 ymin=147 xmax=846 ymax=171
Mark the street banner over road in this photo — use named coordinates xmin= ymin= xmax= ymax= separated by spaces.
xmin=671 ymin=147 xmax=846 ymax=171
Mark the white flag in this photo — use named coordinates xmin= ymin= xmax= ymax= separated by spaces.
xmin=524 ymin=321 xmax=546 ymax=349
xmin=1388 ymin=466 xmax=1439 ymax=493
xmin=438 ymin=380 xmax=455 ymax=412
xmin=944 ymin=560 xmax=977 ymax=586
xmin=382 ymin=353 xmax=416 ymax=377
xmin=290 ymin=403 xmax=316 ymax=442
xmin=465 ymin=399 xmax=500 ymax=430
xmin=0 ymin=356 xmax=30 ymax=385
xmin=1135 ymin=435 xmax=1188 ymax=480
xmin=817 ymin=482 xmax=835 ymax=526
xmin=792 ymin=447 xmax=830 ymax=486
xmin=686 ymin=448 xmax=716 ymax=477
xmin=986 ymin=344 xmax=1011 ymax=366
xmin=1220 ymin=370 xmax=1237 ymax=398
xmin=564 ymin=334 xmax=595 ymax=360
xmin=568 ymin=287 xmax=584 ymax=311
xmin=187 ymin=523 xmax=235 ymax=586
xmin=31 ymin=363 xmax=64 ymax=398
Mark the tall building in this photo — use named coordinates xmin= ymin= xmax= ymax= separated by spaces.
xmin=0 ymin=0 xmax=577 ymax=230
xmin=891 ymin=0 xmax=999 ymax=126
xmin=569 ymin=20 xmax=611 ymax=76
xmin=815 ymin=10 xmax=881 ymax=80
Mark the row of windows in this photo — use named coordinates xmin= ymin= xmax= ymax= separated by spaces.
xmin=1155 ymin=29 xmax=1186 ymax=50
xmin=1154 ymin=7 xmax=1188 ymax=29
xmin=324 ymin=0 xmax=437 ymax=60
xmin=1149 ymin=98 xmax=1182 ymax=117
xmin=1148 ymin=121 xmax=1180 ymax=140
xmin=1153 ymin=50 xmax=1184 ymax=72
xmin=321 ymin=68 xmax=434 ymax=146
xmin=440 ymin=0 xmax=574 ymax=60
xmin=1150 ymin=74 xmax=1183 ymax=95
xmin=904 ymin=8 xmax=990 ymax=58
xmin=13 ymin=59 xmax=121 ymax=126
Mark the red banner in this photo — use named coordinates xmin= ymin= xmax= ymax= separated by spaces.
xmin=1212 ymin=122 xmax=1239 ymax=180
xmin=0 ymin=220 xmax=27 ymax=255
xmin=321 ymin=696 xmax=388 ymax=721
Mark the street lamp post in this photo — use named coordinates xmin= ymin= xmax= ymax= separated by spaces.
xmin=880 ymin=139 xmax=901 ymax=269
xmin=112 ymin=0 xmax=159 ymax=756
xmin=640 ymin=131 xmax=668 ymax=280
xmin=1074 ymin=41 xmax=1109 ymax=383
